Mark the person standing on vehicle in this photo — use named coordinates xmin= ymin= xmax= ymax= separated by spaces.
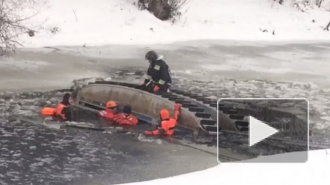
xmin=141 ymin=50 xmax=172 ymax=93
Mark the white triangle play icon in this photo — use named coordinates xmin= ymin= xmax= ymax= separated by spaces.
xmin=249 ymin=116 xmax=279 ymax=147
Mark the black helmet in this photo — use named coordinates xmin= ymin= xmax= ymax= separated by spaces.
xmin=145 ymin=50 xmax=158 ymax=61
xmin=123 ymin=105 xmax=132 ymax=114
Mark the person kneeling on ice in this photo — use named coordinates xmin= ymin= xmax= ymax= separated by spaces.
xmin=144 ymin=103 xmax=181 ymax=137
xmin=41 ymin=93 xmax=72 ymax=122
xmin=99 ymin=101 xmax=118 ymax=120
xmin=113 ymin=105 xmax=138 ymax=126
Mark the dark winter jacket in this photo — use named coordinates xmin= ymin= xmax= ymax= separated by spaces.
xmin=144 ymin=58 xmax=172 ymax=87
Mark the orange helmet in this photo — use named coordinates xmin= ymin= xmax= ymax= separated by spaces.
xmin=106 ymin=101 xmax=118 ymax=108
xmin=160 ymin=109 xmax=170 ymax=120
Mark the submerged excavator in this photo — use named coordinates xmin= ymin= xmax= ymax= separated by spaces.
xmin=56 ymin=79 xmax=315 ymax=162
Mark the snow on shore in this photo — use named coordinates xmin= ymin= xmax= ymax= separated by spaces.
xmin=19 ymin=0 xmax=330 ymax=47
xmin=122 ymin=149 xmax=330 ymax=185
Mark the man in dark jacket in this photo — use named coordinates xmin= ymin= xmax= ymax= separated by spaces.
xmin=142 ymin=50 xmax=172 ymax=93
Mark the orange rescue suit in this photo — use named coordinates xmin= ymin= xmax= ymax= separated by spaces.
xmin=41 ymin=103 xmax=67 ymax=120
xmin=55 ymin=103 xmax=67 ymax=119
xmin=113 ymin=113 xmax=138 ymax=126
xmin=99 ymin=109 xmax=116 ymax=120
xmin=145 ymin=104 xmax=181 ymax=136
xmin=41 ymin=107 xmax=56 ymax=116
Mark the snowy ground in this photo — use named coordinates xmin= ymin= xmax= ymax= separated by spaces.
xmin=19 ymin=0 xmax=330 ymax=47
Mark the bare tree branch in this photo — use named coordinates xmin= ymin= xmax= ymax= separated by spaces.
xmin=324 ymin=21 xmax=330 ymax=31
xmin=166 ymin=0 xmax=189 ymax=19
xmin=316 ymin=0 xmax=325 ymax=8
xmin=0 ymin=0 xmax=46 ymax=55
xmin=137 ymin=0 xmax=188 ymax=21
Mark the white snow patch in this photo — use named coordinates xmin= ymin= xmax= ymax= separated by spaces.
xmin=122 ymin=149 xmax=330 ymax=185
xmin=30 ymin=162 xmax=45 ymax=169
xmin=137 ymin=134 xmax=162 ymax=144
xmin=36 ymin=157 xmax=55 ymax=164
xmin=18 ymin=0 xmax=330 ymax=47
xmin=321 ymin=116 xmax=330 ymax=121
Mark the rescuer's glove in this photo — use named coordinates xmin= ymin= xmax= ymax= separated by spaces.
xmin=153 ymin=85 xmax=160 ymax=93
xmin=174 ymin=104 xmax=182 ymax=112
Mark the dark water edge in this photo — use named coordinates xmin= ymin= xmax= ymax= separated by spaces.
xmin=0 ymin=89 xmax=217 ymax=185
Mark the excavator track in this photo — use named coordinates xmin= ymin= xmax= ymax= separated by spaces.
xmin=71 ymin=80 xmax=326 ymax=161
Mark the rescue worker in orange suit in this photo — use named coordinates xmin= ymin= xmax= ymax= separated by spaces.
xmin=144 ymin=103 xmax=181 ymax=136
xmin=99 ymin=101 xmax=118 ymax=120
xmin=113 ymin=105 xmax=138 ymax=126
xmin=141 ymin=50 xmax=172 ymax=93
xmin=41 ymin=93 xmax=72 ymax=121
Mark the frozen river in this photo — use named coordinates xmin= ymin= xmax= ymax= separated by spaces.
xmin=0 ymin=40 xmax=330 ymax=184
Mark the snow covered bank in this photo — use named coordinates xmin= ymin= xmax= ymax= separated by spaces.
xmin=20 ymin=0 xmax=330 ymax=47
xmin=122 ymin=149 xmax=330 ymax=185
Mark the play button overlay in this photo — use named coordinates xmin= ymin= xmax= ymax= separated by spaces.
xmin=217 ymin=98 xmax=309 ymax=163
xmin=249 ymin=116 xmax=278 ymax=147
